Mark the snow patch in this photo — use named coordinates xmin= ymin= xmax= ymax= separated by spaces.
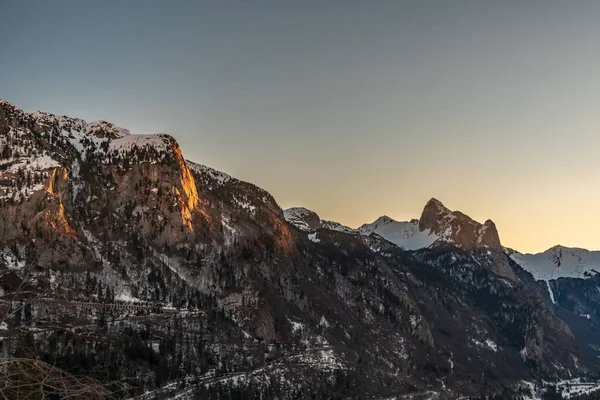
xmin=283 ymin=207 xmax=317 ymax=232
xmin=358 ymin=217 xmax=439 ymax=250
xmin=472 ymin=338 xmax=498 ymax=352
xmin=186 ymin=160 xmax=232 ymax=188
xmin=546 ymin=281 xmax=556 ymax=304
xmin=288 ymin=318 xmax=305 ymax=333
xmin=116 ymin=292 xmax=141 ymax=303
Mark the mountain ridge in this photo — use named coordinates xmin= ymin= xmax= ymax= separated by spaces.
xmin=2 ymin=99 xmax=600 ymax=398
xmin=284 ymin=197 xmax=503 ymax=251
xmin=283 ymin=202 xmax=600 ymax=284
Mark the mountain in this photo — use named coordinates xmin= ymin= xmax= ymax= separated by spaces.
xmin=509 ymin=245 xmax=600 ymax=348
xmin=282 ymin=201 xmax=600 ymax=379
xmin=285 ymin=198 xmax=502 ymax=252
xmin=418 ymin=198 xmax=502 ymax=250
xmin=2 ymin=99 xmax=600 ymax=399
xmin=282 ymin=207 xmax=321 ymax=232
xmin=510 ymin=245 xmax=600 ymax=281
xmin=355 ymin=198 xmax=503 ymax=251
xmin=286 ymin=198 xmax=516 ymax=280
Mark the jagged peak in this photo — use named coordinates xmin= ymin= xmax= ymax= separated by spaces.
xmin=419 ymin=198 xmax=502 ymax=250
xmin=483 ymin=219 xmax=495 ymax=226
xmin=424 ymin=197 xmax=448 ymax=211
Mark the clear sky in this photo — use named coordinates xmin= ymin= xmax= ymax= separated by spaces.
xmin=2 ymin=1 xmax=600 ymax=253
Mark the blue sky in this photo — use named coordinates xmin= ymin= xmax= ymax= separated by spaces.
xmin=2 ymin=1 xmax=600 ymax=252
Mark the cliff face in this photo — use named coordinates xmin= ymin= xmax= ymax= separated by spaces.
xmin=0 ymin=100 xmax=219 ymax=270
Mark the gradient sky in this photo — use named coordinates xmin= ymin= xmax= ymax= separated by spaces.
xmin=2 ymin=1 xmax=600 ymax=253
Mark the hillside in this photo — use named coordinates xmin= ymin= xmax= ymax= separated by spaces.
xmin=1 ymin=99 xmax=599 ymax=399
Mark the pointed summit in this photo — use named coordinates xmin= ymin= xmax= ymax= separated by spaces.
xmin=419 ymin=198 xmax=502 ymax=250
xmin=424 ymin=197 xmax=447 ymax=210
xmin=372 ymin=215 xmax=396 ymax=226
xmin=419 ymin=198 xmax=452 ymax=234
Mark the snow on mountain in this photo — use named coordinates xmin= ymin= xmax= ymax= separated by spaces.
xmin=284 ymin=198 xmax=502 ymax=252
xmin=4 ymin=99 xmax=600 ymax=396
xmin=358 ymin=216 xmax=439 ymax=251
xmin=510 ymin=245 xmax=600 ymax=281
xmin=186 ymin=161 xmax=232 ymax=188
xmin=418 ymin=198 xmax=502 ymax=250
xmin=0 ymin=100 xmax=185 ymax=207
xmin=320 ymin=220 xmax=356 ymax=234
xmin=282 ymin=207 xmax=439 ymax=251
xmin=1 ymin=100 xmax=169 ymax=167
xmin=85 ymin=120 xmax=130 ymax=139
xmin=3 ymin=154 xmax=60 ymax=174
xmin=29 ymin=109 xmax=130 ymax=139
xmin=356 ymin=199 xmax=503 ymax=252
xmin=283 ymin=207 xmax=321 ymax=232
xmin=108 ymin=134 xmax=172 ymax=155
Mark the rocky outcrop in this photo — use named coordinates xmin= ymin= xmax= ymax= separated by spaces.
xmin=283 ymin=207 xmax=321 ymax=232
xmin=419 ymin=198 xmax=502 ymax=250
xmin=0 ymin=100 xmax=216 ymax=269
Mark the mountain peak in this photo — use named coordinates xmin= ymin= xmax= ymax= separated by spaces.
xmin=425 ymin=197 xmax=447 ymax=210
xmin=372 ymin=215 xmax=396 ymax=226
xmin=419 ymin=198 xmax=451 ymax=231
xmin=0 ymin=99 xmax=17 ymax=112
xmin=419 ymin=199 xmax=501 ymax=250
xmin=283 ymin=207 xmax=321 ymax=232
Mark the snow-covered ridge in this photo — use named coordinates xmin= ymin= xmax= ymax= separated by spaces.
xmin=0 ymin=100 xmax=182 ymax=203
xmin=29 ymin=110 xmax=130 ymax=139
xmin=109 ymin=134 xmax=172 ymax=154
xmin=320 ymin=220 xmax=356 ymax=235
xmin=358 ymin=216 xmax=438 ymax=251
xmin=283 ymin=207 xmax=320 ymax=232
xmin=283 ymin=207 xmax=439 ymax=251
xmin=187 ymin=161 xmax=232 ymax=188
xmin=85 ymin=120 xmax=130 ymax=139
xmin=284 ymin=199 xmax=505 ymax=252
xmin=510 ymin=245 xmax=600 ymax=281
xmin=1 ymin=99 xmax=175 ymax=164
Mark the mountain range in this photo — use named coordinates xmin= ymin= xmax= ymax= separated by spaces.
xmin=1 ymin=99 xmax=600 ymax=399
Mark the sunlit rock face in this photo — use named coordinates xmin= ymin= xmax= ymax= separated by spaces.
xmin=0 ymin=100 xmax=216 ymax=269
xmin=419 ymin=198 xmax=502 ymax=250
